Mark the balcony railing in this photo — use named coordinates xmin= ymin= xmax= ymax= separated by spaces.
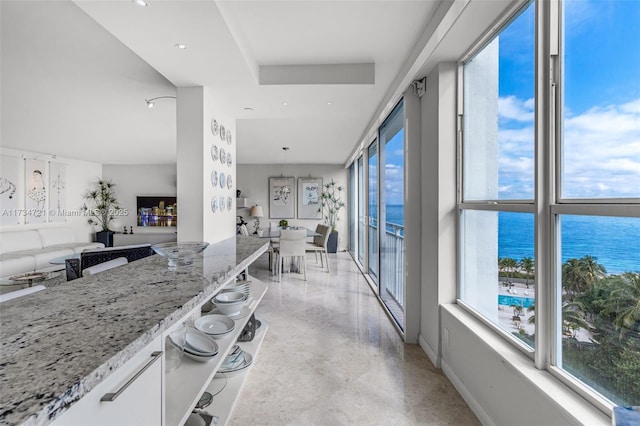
xmin=368 ymin=221 xmax=405 ymax=308
xmin=382 ymin=222 xmax=404 ymax=308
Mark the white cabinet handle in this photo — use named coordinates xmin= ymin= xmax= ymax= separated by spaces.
xmin=100 ymin=351 xmax=163 ymax=402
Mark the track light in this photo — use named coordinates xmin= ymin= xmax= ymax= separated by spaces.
xmin=145 ymin=96 xmax=176 ymax=108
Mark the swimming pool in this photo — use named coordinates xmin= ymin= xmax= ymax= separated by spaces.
xmin=498 ymin=294 xmax=534 ymax=308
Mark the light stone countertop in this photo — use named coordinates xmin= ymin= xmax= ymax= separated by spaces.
xmin=0 ymin=235 xmax=269 ymax=426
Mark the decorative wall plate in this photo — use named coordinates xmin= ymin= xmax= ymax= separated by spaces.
xmin=220 ymin=125 xmax=226 ymax=141
xmin=227 ymin=152 xmax=232 ymax=167
xmin=227 ymin=175 xmax=233 ymax=189
xmin=211 ymin=145 xmax=219 ymax=162
xmin=227 ymin=197 xmax=232 ymax=211
xmin=219 ymin=172 xmax=226 ymax=188
xmin=211 ymin=119 xmax=218 ymax=136
xmin=226 ymin=132 xmax=232 ymax=145
xmin=219 ymin=196 xmax=226 ymax=211
xmin=211 ymin=170 xmax=218 ymax=187
xmin=211 ymin=197 xmax=218 ymax=213
xmin=219 ymin=148 xmax=226 ymax=165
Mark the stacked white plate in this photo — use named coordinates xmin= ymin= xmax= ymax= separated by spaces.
xmin=222 ymin=281 xmax=251 ymax=298
xmin=194 ymin=314 xmax=235 ymax=339
xmin=215 ymin=345 xmax=253 ymax=377
xmin=170 ymin=327 xmax=219 ymax=363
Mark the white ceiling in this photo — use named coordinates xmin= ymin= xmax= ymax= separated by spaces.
xmin=1 ymin=0 xmax=512 ymax=165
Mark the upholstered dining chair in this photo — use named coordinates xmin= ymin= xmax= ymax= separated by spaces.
xmin=275 ymin=229 xmax=307 ymax=282
xmin=305 ymin=224 xmax=331 ymax=272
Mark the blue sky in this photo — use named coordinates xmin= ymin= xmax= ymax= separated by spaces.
xmin=498 ymin=0 xmax=640 ymax=199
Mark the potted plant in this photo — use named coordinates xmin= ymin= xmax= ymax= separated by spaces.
xmin=319 ymin=179 xmax=345 ymax=253
xmin=81 ymin=179 xmax=122 ymax=247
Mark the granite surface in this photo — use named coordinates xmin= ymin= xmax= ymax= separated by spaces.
xmin=0 ymin=235 xmax=268 ymax=426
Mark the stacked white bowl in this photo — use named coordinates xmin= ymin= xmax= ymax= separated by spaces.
xmin=212 ymin=291 xmax=246 ymax=316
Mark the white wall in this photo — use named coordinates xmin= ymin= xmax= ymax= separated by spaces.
xmin=236 ymin=164 xmax=348 ymax=250
xmin=440 ymin=305 xmax=609 ymax=426
xmin=203 ymin=86 xmax=236 ymax=244
xmin=176 ymin=87 xmax=205 ymax=242
xmin=103 ymin=164 xmax=176 ymax=232
xmin=419 ymin=62 xmax=458 ymax=366
xmin=0 ymin=147 xmax=102 ymax=242
xmin=176 ymin=86 xmax=236 ymax=245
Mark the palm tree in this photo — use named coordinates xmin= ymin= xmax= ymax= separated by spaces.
xmin=581 ymin=255 xmax=607 ymax=286
xmin=500 ymin=257 xmax=518 ymax=282
xmin=562 ymin=256 xmax=606 ymax=301
xmin=527 ymin=301 xmax=590 ymax=339
xmin=604 ymin=272 xmax=640 ymax=338
xmin=520 ymin=257 xmax=535 ymax=288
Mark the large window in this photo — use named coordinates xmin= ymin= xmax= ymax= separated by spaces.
xmin=556 ymin=0 xmax=640 ymax=407
xmin=460 ymin=1 xmax=535 ymax=349
xmin=459 ymin=0 xmax=639 ymax=412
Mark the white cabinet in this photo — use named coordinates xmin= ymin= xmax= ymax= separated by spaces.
xmin=51 ymin=336 xmax=163 ymax=426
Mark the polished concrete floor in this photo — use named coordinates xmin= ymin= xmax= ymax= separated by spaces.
xmin=229 ymin=251 xmax=480 ymax=426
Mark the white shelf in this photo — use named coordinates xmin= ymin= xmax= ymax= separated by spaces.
xmin=164 ymin=277 xmax=268 ymax=426
xmin=198 ymin=321 xmax=269 ymax=425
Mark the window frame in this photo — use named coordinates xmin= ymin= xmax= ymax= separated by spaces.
xmin=457 ymin=0 xmax=640 ymax=416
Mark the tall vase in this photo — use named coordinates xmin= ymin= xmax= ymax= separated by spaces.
xmin=96 ymin=230 xmax=114 ymax=247
xmin=327 ymin=230 xmax=338 ymax=253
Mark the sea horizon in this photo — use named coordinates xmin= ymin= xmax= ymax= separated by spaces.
xmin=378 ymin=205 xmax=639 ymax=275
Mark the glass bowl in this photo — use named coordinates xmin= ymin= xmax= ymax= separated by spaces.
xmin=152 ymin=241 xmax=209 ymax=271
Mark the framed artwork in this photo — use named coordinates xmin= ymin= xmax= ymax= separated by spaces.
xmin=49 ymin=162 xmax=67 ymax=222
xmin=297 ymin=177 xmax=322 ymax=219
xmin=25 ymin=159 xmax=47 ymax=224
xmin=269 ymin=176 xmax=295 ymax=218
xmin=0 ymin=155 xmax=20 ymax=225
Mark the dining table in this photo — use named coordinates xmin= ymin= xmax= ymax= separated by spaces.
xmin=256 ymin=226 xmax=320 ymax=239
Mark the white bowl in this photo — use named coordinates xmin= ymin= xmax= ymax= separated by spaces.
xmin=214 ymin=291 xmax=246 ymax=304
xmin=214 ymin=299 xmax=245 ymax=316
xmin=194 ymin=314 xmax=235 ymax=336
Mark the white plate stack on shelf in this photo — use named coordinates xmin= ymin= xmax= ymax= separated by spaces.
xmin=222 ymin=281 xmax=251 ymax=298
xmin=194 ymin=314 xmax=236 ymax=339
xmin=215 ymin=345 xmax=253 ymax=378
xmin=170 ymin=327 xmax=220 ymax=363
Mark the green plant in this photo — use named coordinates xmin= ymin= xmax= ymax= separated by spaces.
xmin=279 ymin=219 xmax=288 ymax=227
xmin=319 ymin=179 xmax=345 ymax=231
xmin=81 ymin=179 xmax=121 ymax=232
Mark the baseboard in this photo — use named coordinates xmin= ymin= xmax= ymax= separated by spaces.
xmin=418 ymin=333 xmax=439 ymax=368
xmin=441 ymin=359 xmax=496 ymax=426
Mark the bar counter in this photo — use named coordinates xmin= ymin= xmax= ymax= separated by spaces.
xmin=0 ymin=236 xmax=268 ymax=426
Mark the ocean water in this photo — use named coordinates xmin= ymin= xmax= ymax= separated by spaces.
xmin=378 ymin=205 xmax=639 ymax=274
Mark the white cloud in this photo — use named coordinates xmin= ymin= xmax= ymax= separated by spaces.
xmin=496 ymin=95 xmax=640 ymax=198
xmin=498 ymin=96 xmax=534 ymax=122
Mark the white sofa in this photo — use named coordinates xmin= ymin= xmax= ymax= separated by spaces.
xmin=0 ymin=227 xmax=104 ymax=279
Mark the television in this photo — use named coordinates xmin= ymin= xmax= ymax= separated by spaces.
xmin=136 ymin=196 xmax=177 ymax=227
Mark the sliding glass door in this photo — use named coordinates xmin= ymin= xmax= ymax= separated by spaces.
xmin=367 ymin=141 xmax=379 ymax=284
xmin=379 ymin=101 xmax=405 ymax=327
xmin=357 ymin=156 xmax=365 ymax=265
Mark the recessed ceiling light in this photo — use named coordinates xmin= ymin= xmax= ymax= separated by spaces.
xmin=243 ymin=107 xmax=254 ymax=111
xmin=327 ymin=101 xmax=333 ymax=106
xmin=175 ymin=43 xmax=187 ymax=49
xmin=282 ymin=102 xmax=288 ymax=106
xmin=132 ymin=0 xmax=148 ymax=7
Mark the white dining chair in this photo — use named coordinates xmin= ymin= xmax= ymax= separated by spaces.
xmin=275 ymin=229 xmax=307 ymax=282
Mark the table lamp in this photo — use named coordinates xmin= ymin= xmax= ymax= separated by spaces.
xmin=250 ymin=205 xmax=264 ymax=234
